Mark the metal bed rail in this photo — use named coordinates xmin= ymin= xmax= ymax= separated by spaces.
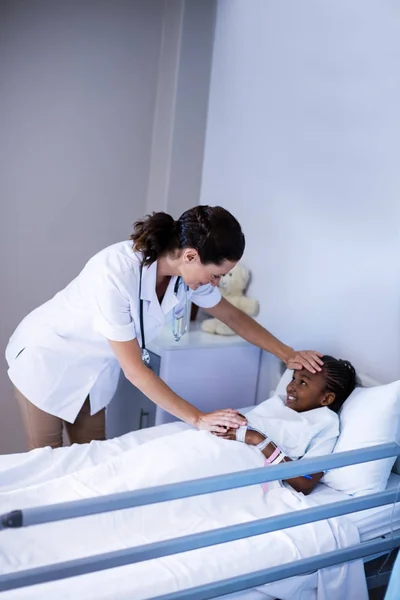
xmin=152 ymin=533 xmax=400 ymax=600
xmin=1 ymin=441 xmax=399 ymax=596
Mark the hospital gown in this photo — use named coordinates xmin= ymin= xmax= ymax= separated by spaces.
xmin=245 ymin=395 xmax=340 ymax=460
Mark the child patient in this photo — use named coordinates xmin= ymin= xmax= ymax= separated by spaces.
xmin=221 ymin=355 xmax=356 ymax=495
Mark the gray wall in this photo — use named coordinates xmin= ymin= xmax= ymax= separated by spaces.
xmin=0 ymin=0 xmax=164 ymax=453
xmin=201 ymin=0 xmax=400 ymax=397
xmin=146 ymin=0 xmax=216 ymax=218
xmin=166 ymin=0 xmax=216 ymax=218
xmin=0 ymin=0 xmax=216 ymax=454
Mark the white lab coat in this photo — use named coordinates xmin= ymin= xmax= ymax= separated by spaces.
xmin=5 ymin=241 xmax=221 ymax=422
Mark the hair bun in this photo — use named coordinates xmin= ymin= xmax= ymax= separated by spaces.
xmin=130 ymin=212 xmax=177 ymax=266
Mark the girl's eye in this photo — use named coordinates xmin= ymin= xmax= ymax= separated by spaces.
xmin=301 ymin=380 xmax=307 ymax=386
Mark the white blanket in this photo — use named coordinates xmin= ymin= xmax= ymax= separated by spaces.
xmin=0 ymin=430 xmax=368 ymax=600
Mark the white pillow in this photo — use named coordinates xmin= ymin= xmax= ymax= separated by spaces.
xmin=275 ymin=368 xmax=293 ymax=397
xmin=275 ymin=369 xmax=400 ymax=496
xmin=323 ymin=381 xmax=400 ymax=496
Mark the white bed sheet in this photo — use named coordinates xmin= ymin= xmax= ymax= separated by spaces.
xmin=115 ymin=424 xmax=400 ymax=600
xmin=0 ymin=417 xmax=393 ymax=600
xmin=103 ymin=418 xmax=400 ymax=543
xmin=311 ymin=472 xmax=400 ymax=542
xmin=210 ymin=478 xmax=400 ymax=600
xmin=2 ymin=419 xmax=398 ymax=542
xmin=113 ymin=421 xmax=400 ymax=600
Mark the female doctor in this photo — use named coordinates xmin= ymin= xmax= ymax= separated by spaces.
xmin=6 ymin=205 xmax=323 ymax=450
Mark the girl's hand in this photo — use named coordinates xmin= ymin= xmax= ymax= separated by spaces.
xmin=196 ymin=409 xmax=247 ymax=434
xmin=214 ymin=427 xmax=237 ymax=440
xmin=216 ymin=428 xmax=265 ymax=446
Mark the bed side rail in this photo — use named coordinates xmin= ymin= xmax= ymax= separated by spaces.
xmin=0 ymin=442 xmax=399 ymax=595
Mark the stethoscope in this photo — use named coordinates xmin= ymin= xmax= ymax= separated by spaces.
xmin=139 ymin=264 xmax=190 ymax=366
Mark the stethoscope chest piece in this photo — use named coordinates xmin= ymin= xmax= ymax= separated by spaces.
xmin=141 ymin=348 xmax=151 ymax=367
xmin=172 ymin=275 xmax=189 ymax=342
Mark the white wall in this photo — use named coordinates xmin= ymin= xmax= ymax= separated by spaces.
xmin=201 ymin=0 xmax=400 ymax=397
xmin=0 ymin=0 xmax=164 ymax=453
xmin=146 ymin=0 xmax=216 ymax=217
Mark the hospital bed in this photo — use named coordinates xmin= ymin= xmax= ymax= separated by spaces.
xmin=1 ymin=382 xmax=399 ymax=598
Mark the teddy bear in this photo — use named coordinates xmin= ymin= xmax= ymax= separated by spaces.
xmin=201 ymin=263 xmax=259 ymax=335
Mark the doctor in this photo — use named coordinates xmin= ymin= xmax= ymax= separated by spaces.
xmin=6 ymin=205 xmax=323 ymax=450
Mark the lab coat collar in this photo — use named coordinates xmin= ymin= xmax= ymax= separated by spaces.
xmin=139 ymin=261 xmax=157 ymax=301
xmin=161 ymin=276 xmax=180 ymax=315
xmin=140 ymin=261 xmax=179 ymax=323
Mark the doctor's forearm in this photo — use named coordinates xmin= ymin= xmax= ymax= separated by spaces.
xmin=108 ymin=338 xmax=202 ymax=427
xmin=109 ymin=337 xmax=245 ymax=431
xmin=223 ymin=308 xmax=293 ymax=363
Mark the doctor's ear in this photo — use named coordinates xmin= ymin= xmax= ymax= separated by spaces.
xmin=182 ymin=248 xmax=199 ymax=263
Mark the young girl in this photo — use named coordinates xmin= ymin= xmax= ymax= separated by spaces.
xmin=221 ymin=355 xmax=356 ymax=495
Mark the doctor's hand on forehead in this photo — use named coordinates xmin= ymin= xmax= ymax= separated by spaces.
xmin=285 ymin=350 xmax=324 ymax=374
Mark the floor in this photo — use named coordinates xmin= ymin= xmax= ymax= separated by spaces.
xmin=366 ymin=549 xmax=398 ymax=600
xmin=369 ymin=587 xmax=387 ymax=600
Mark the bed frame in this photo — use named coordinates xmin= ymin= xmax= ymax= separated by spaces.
xmin=1 ymin=369 xmax=399 ymax=598
xmin=1 ymin=442 xmax=400 ymax=598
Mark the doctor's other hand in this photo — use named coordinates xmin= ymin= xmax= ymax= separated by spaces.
xmin=285 ymin=349 xmax=323 ymax=374
xmin=195 ymin=409 xmax=247 ymax=433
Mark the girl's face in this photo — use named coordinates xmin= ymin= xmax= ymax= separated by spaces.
xmin=286 ymin=369 xmax=335 ymax=413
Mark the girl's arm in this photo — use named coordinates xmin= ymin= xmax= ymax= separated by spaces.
xmin=261 ymin=439 xmax=323 ymax=495
xmin=233 ymin=429 xmax=324 ymax=495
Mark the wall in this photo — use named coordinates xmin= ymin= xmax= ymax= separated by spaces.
xmin=0 ymin=0 xmax=217 ymax=453
xmin=165 ymin=0 xmax=216 ymax=218
xmin=200 ymin=0 xmax=400 ymax=399
xmin=146 ymin=0 xmax=216 ymax=217
xmin=0 ymin=0 xmax=164 ymax=453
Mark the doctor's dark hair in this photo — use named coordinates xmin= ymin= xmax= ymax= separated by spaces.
xmin=130 ymin=205 xmax=245 ymax=266
xmin=321 ymin=356 xmax=357 ymax=414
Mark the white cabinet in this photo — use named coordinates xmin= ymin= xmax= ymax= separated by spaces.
xmin=106 ymin=324 xmax=261 ymax=437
